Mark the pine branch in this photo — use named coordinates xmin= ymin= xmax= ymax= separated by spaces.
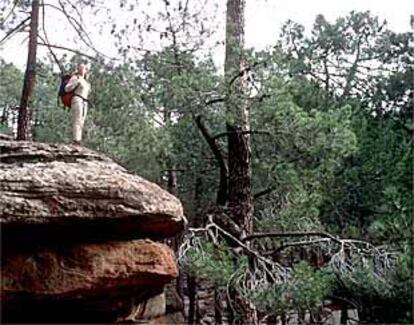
xmin=213 ymin=130 xmax=271 ymax=140
xmin=228 ymin=61 xmax=264 ymax=88
xmin=253 ymin=185 xmax=277 ymax=199
xmin=194 ymin=114 xmax=228 ymax=205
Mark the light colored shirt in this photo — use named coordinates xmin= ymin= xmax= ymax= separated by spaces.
xmin=65 ymin=75 xmax=91 ymax=100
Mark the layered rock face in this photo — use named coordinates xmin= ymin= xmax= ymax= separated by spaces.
xmin=0 ymin=140 xmax=186 ymax=323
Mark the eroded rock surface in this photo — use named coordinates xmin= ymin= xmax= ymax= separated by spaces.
xmin=0 ymin=140 xmax=186 ymax=241
xmin=0 ymin=140 xmax=185 ymax=324
xmin=2 ymin=240 xmax=177 ymax=298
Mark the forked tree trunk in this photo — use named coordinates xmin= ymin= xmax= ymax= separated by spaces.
xmin=17 ymin=0 xmax=39 ymax=140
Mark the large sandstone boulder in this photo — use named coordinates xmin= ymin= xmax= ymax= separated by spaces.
xmin=0 ymin=140 xmax=186 ymax=323
xmin=2 ymin=240 xmax=177 ymax=298
xmin=0 ymin=140 xmax=186 ymax=244
xmin=2 ymin=240 xmax=178 ymax=323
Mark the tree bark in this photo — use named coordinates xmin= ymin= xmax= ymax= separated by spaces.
xmin=340 ymin=303 xmax=348 ymax=324
xmin=224 ymin=0 xmax=253 ymax=236
xmin=224 ymin=1 xmax=256 ymax=324
xmin=17 ymin=0 xmax=39 ymax=141
xmin=187 ymin=175 xmax=202 ymax=324
xmin=187 ymin=274 xmax=197 ymax=325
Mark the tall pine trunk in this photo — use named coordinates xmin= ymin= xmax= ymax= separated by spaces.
xmin=17 ymin=0 xmax=39 ymax=140
xmin=224 ymin=1 xmax=256 ymax=324
xmin=224 ymin=0 xmax=253 ymax=237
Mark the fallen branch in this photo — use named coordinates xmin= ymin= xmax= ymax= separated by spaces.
xmin=178 ymin=214 xmax=399 ymax=322
xmin=241 ymin=231 xmax=342 ymax=244
xmin=264 ymin=238 xmax=330 ymax=256
xmin=179 ymin=215 xmax=285 ymax=273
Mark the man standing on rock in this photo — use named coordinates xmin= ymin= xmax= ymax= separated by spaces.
xmin=65 ymin=63 xmax=91 ymax=145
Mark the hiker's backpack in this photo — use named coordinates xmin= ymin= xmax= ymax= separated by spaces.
xmin=58 ymin=74 xmax=76 ymax=108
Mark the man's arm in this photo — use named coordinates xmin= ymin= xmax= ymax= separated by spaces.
xmin=65 ymin=76 xmax=79 ymax=92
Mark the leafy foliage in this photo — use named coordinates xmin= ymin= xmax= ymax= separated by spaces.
xmin=187 ymin=240 xmax=246 ymax=287
xmin=250 ymin=262 xmax=333 ymax=316
xmin=338 ymin=249 xmax=414 ymax=323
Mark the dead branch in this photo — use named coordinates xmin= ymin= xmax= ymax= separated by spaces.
xmin=0 ymin=17 xmax=30 ymax=45
xmin=2 ymin=1 xmax=18 ymax=25
xmin=39 ymin=0 xmax=63 ymax=74
xmin=178 ymin=214 xmax=399 ymax=322
xmin=263 ymin=238 xmax=330 ymax=256
xmin=37 ymin=42 xmax=97 ymax=61
xmin=57 ymin=0 xmax=95 ymax=49
xmin=205 ymin=97 xmax=225 ymax=106
xmin=241 ymin=231 xmax=342 ymax=244
xmin=39 ymin=1 xmax=116 ymax=61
